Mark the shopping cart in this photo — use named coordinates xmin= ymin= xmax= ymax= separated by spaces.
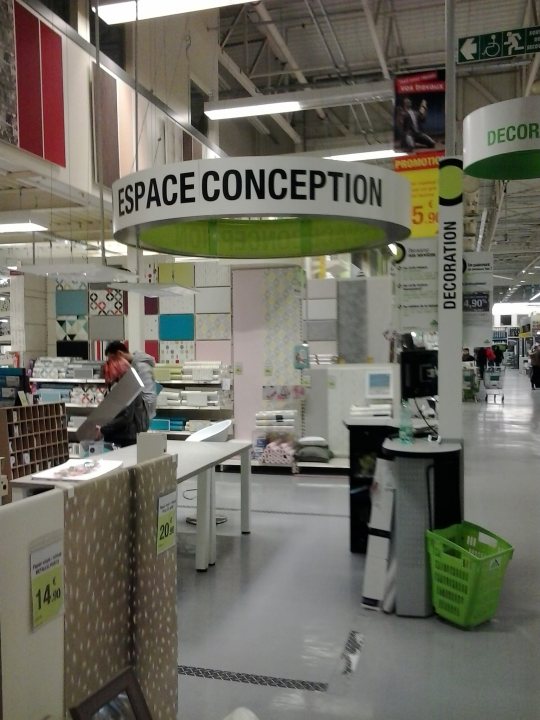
xmin=483 ymin=365 xmax=505 ymax=404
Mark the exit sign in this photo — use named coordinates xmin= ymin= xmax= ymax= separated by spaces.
xmin=458 ymin=25 xmax=540 ymax=63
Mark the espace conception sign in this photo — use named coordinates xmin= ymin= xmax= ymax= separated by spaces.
xmin=112 ymin=157 xmax=411 ymax=258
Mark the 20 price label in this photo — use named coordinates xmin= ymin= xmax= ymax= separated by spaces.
xmin=30 ymin=540 xmax=64 ymax=629
xmin=157 ymin=490 xmax=177 ymax=555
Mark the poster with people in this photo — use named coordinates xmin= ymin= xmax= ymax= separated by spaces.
xmin=394 ymin=70 xmax=446 ymax=154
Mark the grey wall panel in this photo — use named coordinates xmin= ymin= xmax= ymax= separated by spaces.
xmin=89 ymin=314 xmax=125 ymax=341
xmin=338 ymin=279 xmax=367 ymax=362
xmin=305 ymin=319 xmax=337 ymax=341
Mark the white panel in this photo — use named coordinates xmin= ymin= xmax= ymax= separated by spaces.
xmin=195 ymin=287 xmax=231 ymax=314
xmin=0 ymin=490 xmax=65 ymax=720
xmin=307 ymin=278 xmax=337 ymax=299
xmin=307 ymin=298 xmax=338 ymax=321
xmin=159 ymin=294 xmax=195 ymax=314
xmin=195 ymin=263 xmax=231 ymax=287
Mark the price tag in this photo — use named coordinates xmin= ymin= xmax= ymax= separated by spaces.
xmin=30 ymin=540 xmax=63 ymax=629
xmin=157 ymin=490 xmax=177 ymax=555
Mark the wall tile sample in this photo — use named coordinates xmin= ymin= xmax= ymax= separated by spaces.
xmin=55 ymin=289 xmax=88 ymax=316
xmin=337 ymin=279 xmax=366 ymax=362
xmin=56 ymin=315 xmax=88 ymax=341
xmin=143 ymin=315 xmax=158 ymax=340
xmin=307 ymin=278 xmax=337 ymax=299
xmin=55 ymin=279 xmax=88 ymax=291
xmin=159 ymin=293 xmax=195 ymax=315
xmin=159 ymin=314 xmax=194 ymax=341
xmin=305 ymin=319 xmax=337 ymax=341
xmin=89 ymin=315 xmax=125 ymax=341
xmin=195 ymin=287 xmax=231 ymax=314
xmin=89 ymin=288 xmax=126 ymax=316
xmin=158 ymin=263 xmax=194 ymax=286
xmin=306 ymin=298 xmax=338 ymax=320
xmin=195 ymin=263 xmax=231 ymax=287
xmin=195 ymin=340 xmax=232 ymax=365
xmin=144 ymin=296 xmax=159 ymax=315
xmin=56 ymin=340 xmax=89 ymax=359
xmin=195 ymin=313 xmax=231 ymax=340
xmin=159 ymin=341 xmax=195 ymax=364
xmin=144 ymin=340 xmax=159 ymax=361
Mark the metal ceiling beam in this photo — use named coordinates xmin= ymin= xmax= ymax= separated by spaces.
xmin=217 ymin=48 xmax=302 ymax=145
xmin=361 ymin=0 xmax=391 ymax=80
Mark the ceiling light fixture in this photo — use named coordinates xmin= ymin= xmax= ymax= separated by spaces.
xmin=205 ymin=80 xmax=393 ymax=120
xmin=0 ymin=222 xmax=47 ymax=234
xmin=325 ymin=149 xmax=407 ymax=162
xmin=94 ymin=0 xmax=253 ymax=24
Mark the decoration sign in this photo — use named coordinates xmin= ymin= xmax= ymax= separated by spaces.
xmin=458 ymin=26 xmax=540 ymax=64
xmin=112 ymin=157 xmax=411 ymax=258
xmin=156 ymin=490 xmax=177 ymax=555
xmin=464 ymin=96 xmax=540 ymax=179
xmin=30 ymin=540 xmax=64 ymax=629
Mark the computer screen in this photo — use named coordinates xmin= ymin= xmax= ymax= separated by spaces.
xmin=400 ymin=350 xmax=438 ymax=399
xmin=365 ymin=370 xmax=393 ymax=400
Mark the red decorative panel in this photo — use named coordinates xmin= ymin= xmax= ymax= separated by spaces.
xmin=144 ymin=340 xmax=159 ymax=362
xmin=40 ymin=22 xmax=65 ymax=166
xmin=14 ymin=2 xmax=43 ymax=157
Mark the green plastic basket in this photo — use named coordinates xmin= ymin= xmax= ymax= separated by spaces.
xmin=426 ymin=522 xmax=513 ymax=628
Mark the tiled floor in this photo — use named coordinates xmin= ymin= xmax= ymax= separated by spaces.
xmin=176 ymin=369 xmax=540 ymax=720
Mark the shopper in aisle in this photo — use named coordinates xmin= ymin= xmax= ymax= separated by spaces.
xmin=97 ymin=355 xmax=149 ymax=446
xmin=105 ymin=340 xmax=157 ymax=419
xmin=462 ymin=347 xmax=474 ymax=362
xmin=529 ymin=344 xmax=540 ymax=389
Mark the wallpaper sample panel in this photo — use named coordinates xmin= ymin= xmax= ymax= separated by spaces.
xmin=195 ymin=287 xmax=231 ymax=314
xmin=56 ymin=315 xmax=88 ymax=341
xmin=195 ymin=262 xmax=231 ymax=288
xmin=130 ymin=456 xmax=178 ymax=720
xmin=143 ymin=315 xmax=158 ymax=340
xmin=89 ymin=287 xmax=126 ymax=316
xmin=40 ymin=22 xmax=65 ymax=166
xmin=337 ymin=279 xmax=367 ymax=362
xmin=145 ymin=340 xmax=159 ymax=361
xmin=159 ymin=341 xmax=195 ymax=364
xmin=89 ymin=315 xmax=125 ymax=341
xmin=264 ymin=267 xmax=303 ymax=386
xmin=144 ymin=296 xmax=159 ymax=315
xmin=305 ymin=320 xmax=337 ymax=341
xmin=159 ymin=294 xmax=195 ymax=315
xmin=56 ymin=290 xmax=88 ymax=316
xmin=195 ymin=313 xmax=231 ymax=340
xmin=159 ymin=314 xmax=194 ymax=341
xmin=92 ymin=64 xmax=119 ymax=187
xmin=63 ymin=469 xmax=132 ymax=710
xmin=195 ymin=340 xmax=232 ymax=365
xmin=57 ymin=340 xmax=89 ymax=359
xmin=0 ymin=0 xmax=17 ymax=146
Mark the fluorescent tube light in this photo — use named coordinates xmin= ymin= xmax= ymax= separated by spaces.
xmin=493 ymin=275 xmax=513 ymax=280
xmin=0 ymin=222 xmax=47 ymax=234
xmin=94 ymin=0 xmax=253 ymax=24
xmin=205 ymin=80 xmax=393 ymax=120
xmin=325 ymin=149 xmax=407 ymax=162
xmin=206 ymin=101 xmax=301 ymax=120
xmin=530 ymin=291 xmax=540 ymax=302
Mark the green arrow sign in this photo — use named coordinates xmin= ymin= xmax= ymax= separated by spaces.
xmin=458 ymin=25 xmax=540 ymax=64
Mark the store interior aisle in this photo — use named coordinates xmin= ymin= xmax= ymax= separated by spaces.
xmin=176 ymin=369 xmax=540 ymax=720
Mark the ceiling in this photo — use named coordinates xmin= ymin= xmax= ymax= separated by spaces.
xmin=1 ymin=0 xmax=540 ymax=299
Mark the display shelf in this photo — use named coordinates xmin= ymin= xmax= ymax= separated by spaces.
xmin=65 ymin=403 xmax=99 ymax=409
xmin=157 ymin=380 xmax=222 ymax=386
xmin=31 ymin=377 xmax=106 ymax=384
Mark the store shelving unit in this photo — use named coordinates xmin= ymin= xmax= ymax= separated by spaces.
xmin=0 ymin=402 xmax=69 ymax=501
xmin=0 ymin=286 xmax=10 ymax=348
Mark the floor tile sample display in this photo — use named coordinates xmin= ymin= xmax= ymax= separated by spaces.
xmin=159 ymin=341 xmax=195 ymax=363
xmin=159 ymin=314 xmax=195 ymax=340
xmin=195 ymin=313 xmax=231 ymax=340
xmin=55 ymin=289 xmax=88 ymax=316
xmin=89 ymin=314 xmax=125 ymax=341
xmin=195 ymin=287 xmax=231 ymax=314
xmin=89 ymin=287 xmax=126 ymax=316
xmin=56 ymin=315 xmax=88 ymax=340
xmin=159 ymin=293 xmax=195 ymax=315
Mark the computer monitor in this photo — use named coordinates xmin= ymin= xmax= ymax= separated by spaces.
xmin=365 ymin=369 xmax=393 ymax=401
xmin=400 ymin=350 xmax=438 ymax=399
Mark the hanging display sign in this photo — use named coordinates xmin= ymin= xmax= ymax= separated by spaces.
xmin=392 ymin=238 xmax=438 ymax=331
xmin=464 ymin=96 xmax=540 ymax=179
xmin=463 ymin=252 xmax=494 ymax=349
xmin=394 ymin=152 xmax=444 ymax=238
xmin=394 ymin=70 xmax=446 ymax=155
xmin=112 ymin=157 xmax=411 ymax=258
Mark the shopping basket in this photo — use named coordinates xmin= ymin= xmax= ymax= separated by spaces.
xmin=426 ymin=521 xmax=513 ymax=628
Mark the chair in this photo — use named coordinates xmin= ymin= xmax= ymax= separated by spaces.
xmin=185 ymin=419 xmax=232 ymax=528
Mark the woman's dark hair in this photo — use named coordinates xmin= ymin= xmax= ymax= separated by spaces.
xmin=105 ymin=340 xmax=129 ymax=355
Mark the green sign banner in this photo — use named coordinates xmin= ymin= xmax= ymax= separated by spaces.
xmin=458 ymin=25 xmax=540 ymax=64
xmin=463 ymin=97 xmax=540 ymax=180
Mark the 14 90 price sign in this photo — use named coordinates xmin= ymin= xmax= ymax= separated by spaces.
xmin=463 ymin=291 xmax=489 ymax=312
xmin=157 ymin=490 xmax=177 ymax=555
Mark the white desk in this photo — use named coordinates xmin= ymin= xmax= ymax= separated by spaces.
xmin=12 ymin=439 xmax=252 ymax=572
